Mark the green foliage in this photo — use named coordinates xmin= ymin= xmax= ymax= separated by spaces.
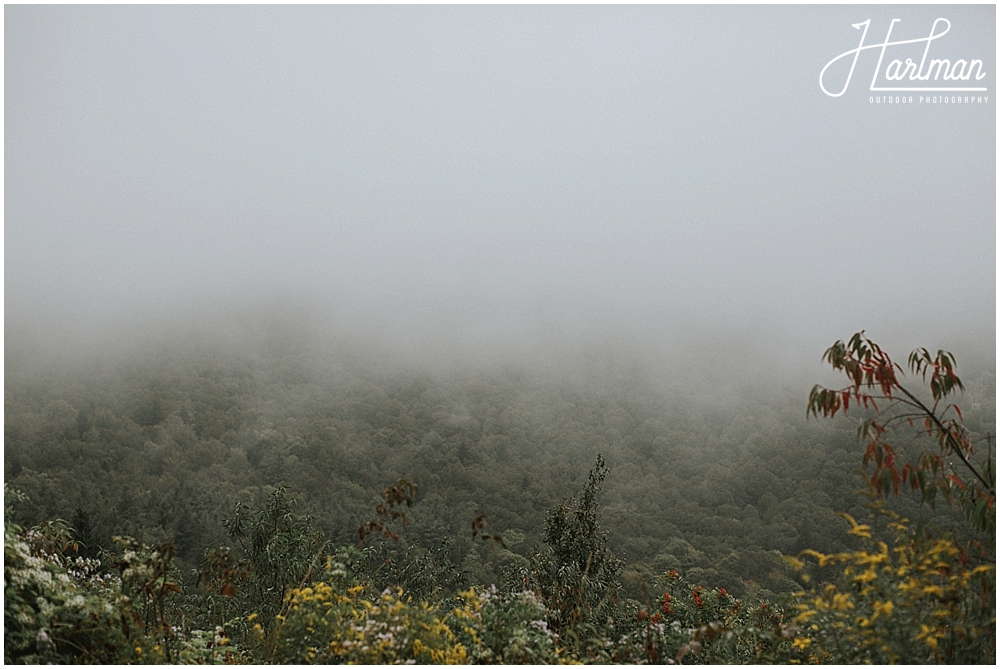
xmin=6 ymin=340 xmax=912 ymax=597
xmin=4 ymin=331 xmax=995 ymax=663
xmin=107 ymin=537 xmax=183 ymax=654
xmin=4 ymin=490 xmax=234 ymax=665
xmin=4 ymin=520 xmax=130 ymax=664
xmin=217 ymin=486 xmax=329 ymax=639
xmin=529 ymin=454 xmax=625 ymax=635
xmin=354 ymin=538 xmax=465 ymax=602
xmin=69 ymin=507 xmax=101 ymax=561
xmin=450 ymin=587 xmax=558 ymax=663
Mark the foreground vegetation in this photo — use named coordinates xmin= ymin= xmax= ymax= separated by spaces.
xmin=5 ymin=332 xmax=994 ymax=663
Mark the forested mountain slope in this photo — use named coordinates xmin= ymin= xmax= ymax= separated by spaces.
xmin=6 ymin=329 xmax=990 ymax=602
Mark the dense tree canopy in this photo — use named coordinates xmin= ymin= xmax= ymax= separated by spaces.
xmin=4 ymin=332 xmax=994 ymax=663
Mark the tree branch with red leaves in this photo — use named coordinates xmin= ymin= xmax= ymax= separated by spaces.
xmin=808 ymin=332 xmax=994 ymax=535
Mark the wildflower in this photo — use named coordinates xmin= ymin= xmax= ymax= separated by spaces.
xmin=916 ymin=624 xmax=942 ymax=649
xmin=801 ymin=549 xmax=835 ymax=568
xmin=831 ymin=593 xmax=853 ymax=611
xmin=872 ymin=600 xmax=893 ymax=619
xmin=792 ymin=637 xmax=812 ymax=650
xmin=785 ymin=556 xmax=806 ymax=571
xmin=794 ymin=609 xmax=818 ymax=625
xmin=838 ymin=513 xmax=872 ymax=539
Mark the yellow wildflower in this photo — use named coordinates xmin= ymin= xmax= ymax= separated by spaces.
xmin=872 ymin=600 xmax=893 ymax=618
xmin=838 ymin=513 xmax=872 ymax=538
xmin=794 ymin=609 xmax=818 ymax=624
xmin=832 ymin=593 xmax=854 ymax=611
xmin=785 ymin=556 xmax=806 ymax=571
xmin=916 ymin=624 xmax=942 ymax=649
xmin=801 ymin=549 xmax=829 ymax=566
xmin=922 ymin=585 xmax=945 ymax=597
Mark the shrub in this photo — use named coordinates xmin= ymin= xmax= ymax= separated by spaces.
xmin=788 ymin=507 xmax=995 ymax=664
xmin=265 ymin=550 xmax=469 ymax=664
xmin=449 ymin=586 xmax=559 ymax=663
xmin=4 ymin=520 xmax=130 ymax=664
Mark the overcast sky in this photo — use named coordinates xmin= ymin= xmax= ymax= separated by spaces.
xmin=5 ymin=5 xmax=996 ymax=363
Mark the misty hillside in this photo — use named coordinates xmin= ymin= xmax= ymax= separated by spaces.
xmin=7 ymin=316 xmax=993 ymax=587
xmin=5 ymin=316 xmax=995 ymax=663
xmin=5 ymin=4 xmax=994 ymax=664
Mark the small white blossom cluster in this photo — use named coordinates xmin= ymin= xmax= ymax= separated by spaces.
xmin=340 ymin=617 xmax=409 ymax=658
